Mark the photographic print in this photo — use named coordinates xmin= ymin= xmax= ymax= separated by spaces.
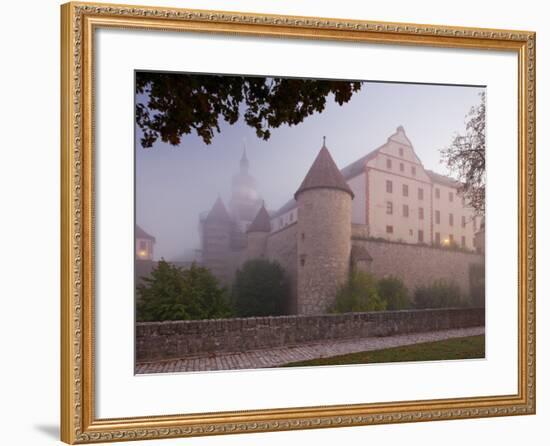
xmin=134 ymin=72 xmax=486 ymax=374
xmin=61 ymin=6 xmax=535 ymax=442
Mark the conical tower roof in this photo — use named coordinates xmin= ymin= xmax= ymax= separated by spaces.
xmin=295 ymin=139 xmax=354 ymax=199
xmin=205 ymin=196 xmax=232 ymax=222
xmin=247 ymin=203 xmax=271 ymax=233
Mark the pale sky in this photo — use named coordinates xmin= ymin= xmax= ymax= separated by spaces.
xmin=135 ymin=78 xmax=485 ymax=261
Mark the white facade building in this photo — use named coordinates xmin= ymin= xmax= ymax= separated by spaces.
xmin=271 ymin=126 xmax=481 ymax=251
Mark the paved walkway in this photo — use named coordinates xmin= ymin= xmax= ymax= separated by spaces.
xmin=136 ymin=326 xmax=484 ymax=374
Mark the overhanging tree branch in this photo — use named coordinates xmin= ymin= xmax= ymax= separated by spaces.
xmin=135 ymin=72 xmax=362 ymax=148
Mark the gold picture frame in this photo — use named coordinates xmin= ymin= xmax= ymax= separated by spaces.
xmin=60 ymin=2 xmax=536 ymax=443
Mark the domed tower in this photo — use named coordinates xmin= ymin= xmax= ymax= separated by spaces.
xmin=246 ymin=203 xmax=271 ymax=260
xmin=295 ymin=138 xmax=354 ymax=315
xmin=229 ymin=147 xmax=263 ymax=228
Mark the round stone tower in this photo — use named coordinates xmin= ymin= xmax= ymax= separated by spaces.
xmin=245 ymin=203 xmax=271 ymax=260
xmin=295 ymin=138 xmax=354 ymax=315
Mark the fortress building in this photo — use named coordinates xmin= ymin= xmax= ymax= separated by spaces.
xmin=136 ymin=225 xmax=155 ymax=261
xmin=199 ymin=147 xmax=263 ymax=284
xmin=200 ymin=127 xmax=484 ymax=314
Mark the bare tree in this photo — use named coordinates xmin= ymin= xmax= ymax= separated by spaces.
xmin=441 ymin=92 xmax=486 ymax=215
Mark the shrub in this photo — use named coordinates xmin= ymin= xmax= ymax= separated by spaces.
xmin=414 ymin=279 xmax=462 ymax=309
xmin=468 ymin=263 xmax=485 ymax=307
xmin=232 ymin=259 xmax=290 ymax=317
xmin=377 ymin=276 xmax=411 ymax=310
xmin=330 ymin=271 xmax=387 ymax=313
xmin=136 ymin=260 xmax=232 ymax=322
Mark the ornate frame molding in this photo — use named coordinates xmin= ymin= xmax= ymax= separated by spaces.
xmin=60 ymin=2 xmax=536 ymax=443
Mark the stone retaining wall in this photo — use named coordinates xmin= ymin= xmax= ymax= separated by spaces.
xmin=350 ymin=235 xmax=484 ymax=297
xmin=136 ymin=307 xmax=484 ymax=362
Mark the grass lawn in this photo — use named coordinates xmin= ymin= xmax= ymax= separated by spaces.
xmin=281 ymin=335 xmax=485 ymax=367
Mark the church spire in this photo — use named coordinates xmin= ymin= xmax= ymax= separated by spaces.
xmin=240 ymin=141 xmax=249 ymax=174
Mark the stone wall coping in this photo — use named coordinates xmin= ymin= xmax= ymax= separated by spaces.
xmin=351 ymin=235 xmax=484 ymax=257
xmin=351 ymin=233 xmax=484 ymax=256
xmin=137 ymin=307 xmax=484 ymax=327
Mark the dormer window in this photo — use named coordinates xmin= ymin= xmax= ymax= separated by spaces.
xmin=399 ymin=147 xmax=404 ymax=157
xmin=411 ymin=166 xmax=416 ymax=176
xmin=386 ymin=158 xmax=392 ymax=169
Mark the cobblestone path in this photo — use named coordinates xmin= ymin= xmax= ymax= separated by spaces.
xmin=135 ymin=326 xmax=484 ymax=374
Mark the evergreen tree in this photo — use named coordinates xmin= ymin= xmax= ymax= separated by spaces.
xmin=377 ymin=276 xmax=411 ymax=310
xmin=330 ymin=271 xmax=387 ymax=313
xmin=136 ymin=260 xmax=232 ymax=322
xmin=232 ymin=259 xmax=289 ymax=317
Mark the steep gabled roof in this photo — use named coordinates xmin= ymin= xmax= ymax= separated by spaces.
xmin=247 ymin=204 xmax=271 ymax=233
xmin=340 ymin=149 xmax=380 ymax=180
xmin=270 ymin=198 xmax=296 ymax=218
xmin=294 ymin=143 xmax=354 ymax=199
xmin=389 ymin=125 xmax=414 ymax=147
xmin=136 ymin=225 xmax=156 ymax=242
xmin=205 ymin=196 xmax=232 ymax=222
xmin=425 ymin=170 xmax=461 ymax=188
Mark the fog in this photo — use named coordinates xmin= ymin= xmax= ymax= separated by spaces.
xmin=135 ymin=79 xmax=484 ymax=261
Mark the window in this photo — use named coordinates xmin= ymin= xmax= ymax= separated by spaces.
xmin=386 ymin=180 xmax=393 ymax=193
xmin=403 ymin=204 xmax=409 ymax=217
xmin=435 ymin=188 xmax=440 ymax=199
xmin=435 ymin=210 xmax=440 ymax=224
xmin=449 ymin=234 xmax=454 ymax=244
xmin=301 ymin=233 xmax=305 ymax=241
xmin=449 ymin=191 xmax=454 ymax=202
xmin=461 ymin=216 xmax=466 ymax=228
xmin=435 ymin=232 xmax=441 ymax=244
xmin=300 ymin=255 xmax=306 ymax=267
xmin=400 ymin=162 xmax=404 ymax=172
xmin=386 ymin=225 xmax=394 ymax=234
xmin=419 ymin=207 xmax=424 ymax=220
xmin=461 ymin=236 xmax=466 ymax=248
xmin=418 ymin=230 xmax=424 ymax=243
xmin=449 ymin=213 xmax=454 ymax=226
xmin=386 ymin=158 xmax=392 ymax=169
xmin=402 ymin=184 xmax=408 ymax=197
xmin=290 ymin=212 xmax=294 ymax=222
xmin=411 ymin=166 xmax=416 ymax=176
xmin=418 ymin=187 xmax=424 ymax=200
xmin=139 ymin=240 xmax=147 ymax=250
xmin=399 ymin=147 xmax=404 ymax=157
xmin=386 ymin=201 xmax=393 ymax=215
